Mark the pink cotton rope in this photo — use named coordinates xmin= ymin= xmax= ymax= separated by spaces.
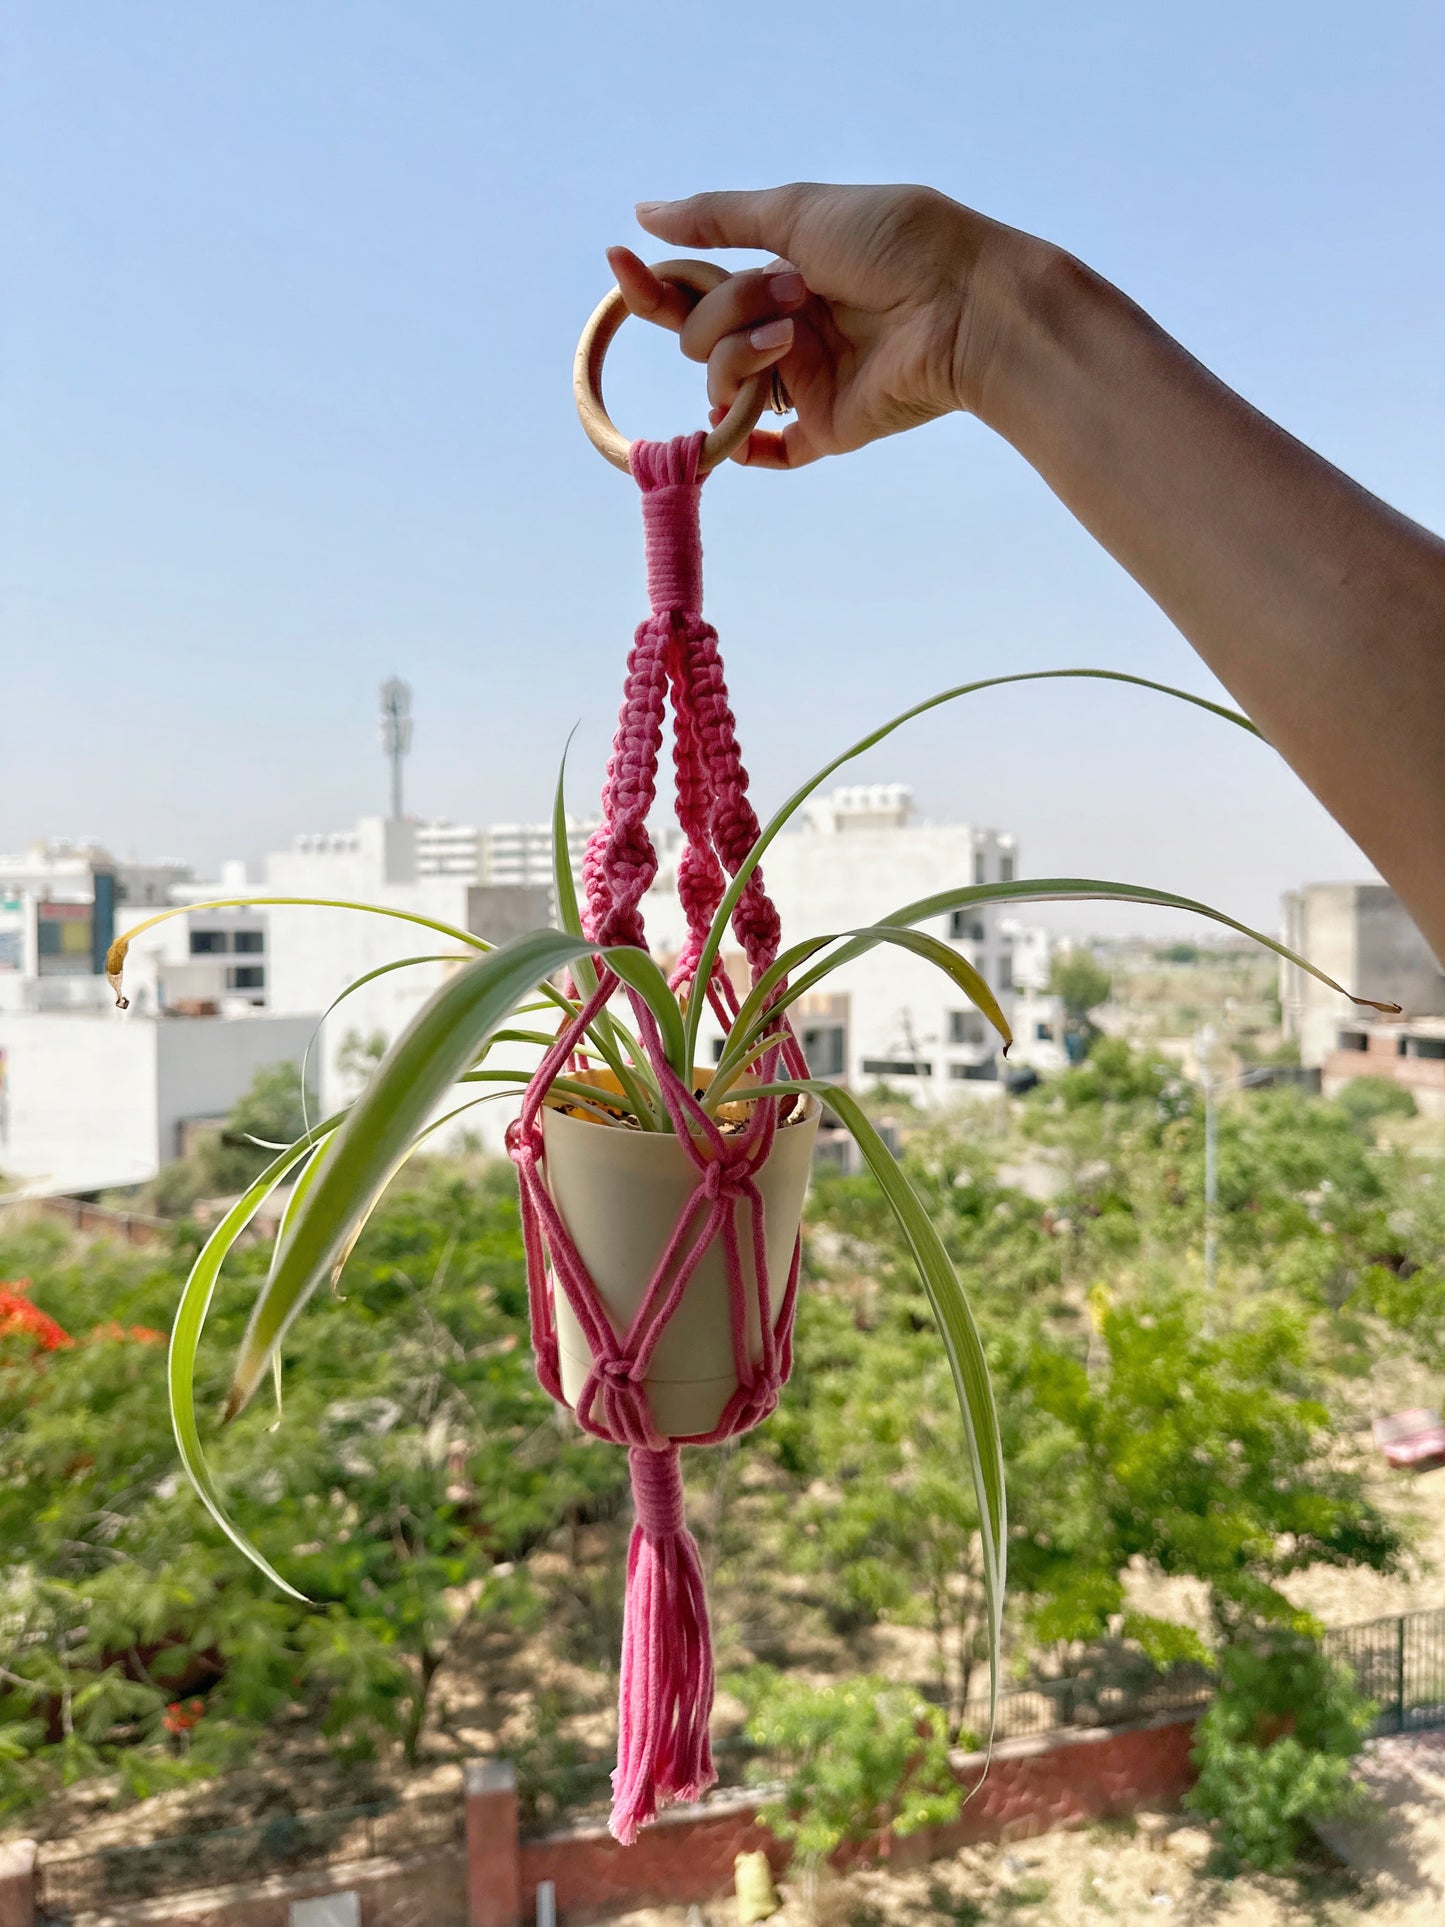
xmin=507 ymin=433 xmax=809 ymax=1843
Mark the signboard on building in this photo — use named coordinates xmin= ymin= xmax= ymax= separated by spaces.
xmin=37 ymin=901 xmax=94 ymax=977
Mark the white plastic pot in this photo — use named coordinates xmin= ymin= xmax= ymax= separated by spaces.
xmin=539 ymin=1074 xmax=819 ymax=1439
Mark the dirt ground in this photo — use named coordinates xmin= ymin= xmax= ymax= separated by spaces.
xmin=603 ymin=1813 xmax=1417 ymax=1927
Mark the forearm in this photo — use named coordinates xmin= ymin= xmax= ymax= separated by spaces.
xmin=977 ymin=240 xmax=1445 ymax=959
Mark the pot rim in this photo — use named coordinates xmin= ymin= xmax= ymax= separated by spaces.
xmin=541 ymin=1063 xmax=820 ymax=1144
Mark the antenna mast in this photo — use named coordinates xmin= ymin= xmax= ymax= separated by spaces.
xmin=378 ymin=678 xmax=413 ymax=820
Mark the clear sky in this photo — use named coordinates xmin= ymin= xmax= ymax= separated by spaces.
xmin=4 ymin=1 xmax=1442 ymax=937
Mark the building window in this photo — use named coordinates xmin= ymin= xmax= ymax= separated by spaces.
xmin=1338 ymin=1030 xmax=1369 ymax=1052
xmin=227 ymin=965 xmax=265 ymax=990
xmin=861 ymin=1057 xmax=931 ymax=1078
xmin=973 ymin=851 xmax=986 ymax=886
xmin=1000 ymin=853 xmax=1015 ymax=883
xmin=949 ymin=911 xmax=986 ymax=942
xmin=999 ymin=951 xmax=1014 ymax=992
xmin=949 ymin=1059 xmax=998 ymax=1081
xmin=1408 ymin=1037 xmax=1445 ymax=1061
xmin=1034 ymin=1022 xmax=1054 ymax=1041
xmin=711 ymin=1037 xmax=727 ymax=1063
xmin=233 ymin=929 xmax=264 ymax=954
xmin=801 ymin=1026 xmax=846 ymax=1077
xmin=190 ymin=930 xmax=227 ymax=955
xmin=948 ymin=1010 xmax=986 ymax=1045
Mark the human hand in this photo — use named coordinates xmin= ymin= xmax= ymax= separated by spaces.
xmin=608 ymin=183 xmax=1032 ymax=469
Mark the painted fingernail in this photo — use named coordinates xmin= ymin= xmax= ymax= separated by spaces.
xmin=768 ymin=272 xmax=805 ymax=303
xmin=749 ymin=318 xmax=793 ymax=351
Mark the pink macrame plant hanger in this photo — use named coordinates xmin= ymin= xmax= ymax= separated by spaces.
xmin=508 ymin=429 xmax=812 ymax=1844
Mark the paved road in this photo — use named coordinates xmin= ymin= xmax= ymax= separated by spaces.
xmin=1319 ymin=1730 xmax=1445 ymax=1922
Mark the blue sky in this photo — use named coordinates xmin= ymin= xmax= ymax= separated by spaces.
xmin=4 ymin=1 xmax=1442 ymax=935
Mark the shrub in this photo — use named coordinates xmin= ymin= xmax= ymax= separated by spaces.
xmin=1333 ymin=1076 xmax=1418 ymax=1130
xmin=734 ymin=1669 xmax=962 ymax=1871
xmin=1186 ymin=1635 xmax=1375 ymax=1872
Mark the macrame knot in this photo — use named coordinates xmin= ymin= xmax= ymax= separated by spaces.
xmin=628 ymin=1443 xmax=687 ymax=1537
xmin=632 ymin=434 xmax=705 ymax=617
xmin=701 ymin=1156 xmax=751 ymax=1205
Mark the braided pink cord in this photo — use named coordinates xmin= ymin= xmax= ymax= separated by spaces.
xmin=508 ymin=433 xmax=809 ymax=1843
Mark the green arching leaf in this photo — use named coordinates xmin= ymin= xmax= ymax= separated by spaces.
xmin=739 ymin=1077 xmax=1007 ymax=1737
xmin=681 ymin=668 xmax=1261 ymax=1071
xmin=107 ymin=894 xmax=494 ymax=1005
xmin=477 ymin=1027 xmax=561 ymax=1055
xmin=224 ymin=929 xmax=670 ymax=1419
xmin=603 ymin=947 xmax=690 ymax=1081
xmin=301 ymin=952 xmax=469 ymax=1134
xmin=553 ymin=732 xmax=594 ymax=989
xmin=268 ymin=1132 xmax=333 ymax=1287
xmin=712 ymin=925 xmax=1011 ymax=1101
xmin=863 ymin=878 xmax=1400 ymax=1014
xmin=173 ymin=1091 xmax=520 ymax=1595
xmin=460 ymin=1065 xmax=655 ymax=1124
xmin=169 ymin=1120 xmax=349 ymax=1602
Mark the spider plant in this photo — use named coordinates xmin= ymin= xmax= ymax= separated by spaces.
xmin=110 ymin=667 xmax=1397 ymax=1726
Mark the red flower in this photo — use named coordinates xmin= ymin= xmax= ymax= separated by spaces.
xmin=0 ymin=1282 xmax=73 ymax=1352
xmin=162 ymin=1697 xmax=205 ymax=1735
xmin=85 ymin=1321 xmax=167 ymax=1346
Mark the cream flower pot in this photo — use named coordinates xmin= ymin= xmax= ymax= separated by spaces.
xmin=539 ymin=1074 xmax=819 ymax=1439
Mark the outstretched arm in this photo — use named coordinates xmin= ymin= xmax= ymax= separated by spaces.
xmin=614 ymin=184 xmax=1445 ymax=960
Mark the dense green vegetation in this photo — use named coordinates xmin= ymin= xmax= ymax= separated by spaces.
xmin=2 ymin=1043 xmax=1439 ymax=1870
xmin=0 ymin=1161 xmax=622 ymax=1814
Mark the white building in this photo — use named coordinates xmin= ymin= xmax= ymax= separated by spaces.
xmin=408 ymin=817 xmax=599 ymax=902
xmin=0 ymin=844 xmax=314 ymax=1195
xmin=114 ymin=861 xmax=270 ymax=1015
xmin=639 ymin=784 xmax=1027 ymax=1099
xmin=1282 ymin=882 xmax=1445 ymax=1069
xmin=481 ymin=818 xmax=596 ymax=892
xmin=263 ymin=817 xmax=549 ymax=1130
xmin=414 ymin=820 xmax=485 ymax=879
xmin=0 ymin=1004 xmax=316 ymax=1195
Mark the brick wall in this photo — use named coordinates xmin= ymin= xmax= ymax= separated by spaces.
xmin=519 ymin=1788 xmax=784 ymax=1922
xmin=30 ymin=1715 xmax=1197 ymax=1927
xmin=504 ymin=1713 xmax=1199 ymax=1924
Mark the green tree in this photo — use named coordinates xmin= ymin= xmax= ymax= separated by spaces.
xmin=0 ymin=1164 xmax=623 ymax=1813
xmin=1049 ymin=949 xmax=1113 ymax=1059
xmin=1034 ymin=1285 xmax=1404 ymax=1649
xmin=146 ymin=1062 xmax=311 ymax=1217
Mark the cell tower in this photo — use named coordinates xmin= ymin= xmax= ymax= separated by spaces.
xmin=378 ymin=677 xmax=413 ymax=819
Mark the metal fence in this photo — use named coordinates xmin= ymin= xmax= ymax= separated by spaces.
xmin=956 ymin=1660 xmax=1217 ymax=1748
xmin=36 ymin=1790 xmax=463 ymax=1920
xmin=1325 ymin=1604 xmax=1445 ymax=1736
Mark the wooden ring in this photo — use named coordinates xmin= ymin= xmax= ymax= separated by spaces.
xmin=574 ymin=258 xmax=768 ymax=476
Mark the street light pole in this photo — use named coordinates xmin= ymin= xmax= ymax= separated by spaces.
xmin=1198 ymin=1023 xmax=1218 ymax=1302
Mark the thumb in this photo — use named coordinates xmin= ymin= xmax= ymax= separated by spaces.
xmin=635 ymin=185 xmax=810 ymax=258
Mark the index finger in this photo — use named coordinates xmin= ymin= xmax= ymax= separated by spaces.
xmin=606 ymin=246 xmax=698 ymax=336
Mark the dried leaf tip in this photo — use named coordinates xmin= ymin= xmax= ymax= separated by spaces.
xmin=106 ymin=937 xmax=131 ymax=1010
xmin=1355 ymin=994 xmax=1404 ymax=1014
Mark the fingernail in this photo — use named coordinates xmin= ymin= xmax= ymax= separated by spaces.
xmin=768 ymin=272 xmax=805 ymax=303
xmin=635 ymin=200 xmax=667 ymax=219
xmin=749 ymin=318 xmax=793 ymax=351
